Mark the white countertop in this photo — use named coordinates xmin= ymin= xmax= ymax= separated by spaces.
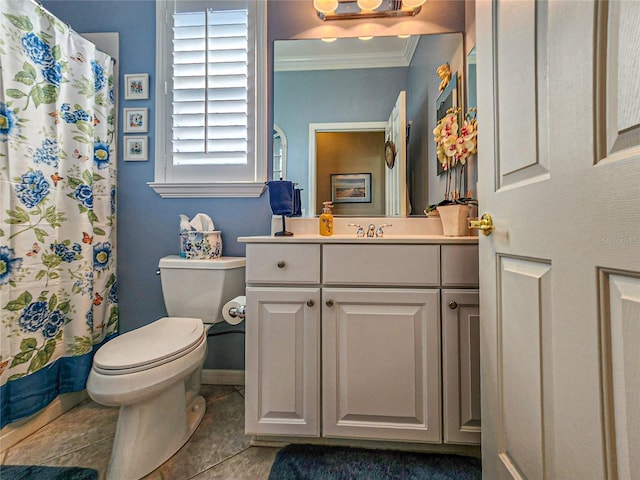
xmin=238 ymin=234 xmax=478 ymax=244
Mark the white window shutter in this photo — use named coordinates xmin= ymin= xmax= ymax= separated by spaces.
xmin=150 ymin=0 xmax=266 ymax=198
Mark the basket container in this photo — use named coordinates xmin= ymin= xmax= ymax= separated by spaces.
xmin=180 ymin=231 xmax=222 ymax=259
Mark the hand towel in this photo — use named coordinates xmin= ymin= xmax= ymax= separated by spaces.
xmin=291 ymin=188 xmax=302 ymax=217
xmin=267 ymin=181 xmax=294 ymax=216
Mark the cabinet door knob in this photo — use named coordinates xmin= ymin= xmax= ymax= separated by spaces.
xmin=326 ymin=300 xmax=334 ymax=307
xmin=277 ymin=260 xmax=286 ymax=268
xmin=449 ymin=301 xmax=458 ymax=309
xmin=307 ymin=299 xmax=315 ymax=307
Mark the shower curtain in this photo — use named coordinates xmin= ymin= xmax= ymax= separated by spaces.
xmin=0 ymin=0 xmax=118 ymax=427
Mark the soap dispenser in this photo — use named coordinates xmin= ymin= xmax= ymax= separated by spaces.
xmin=319 ymin=201 xmax=334 ymax=236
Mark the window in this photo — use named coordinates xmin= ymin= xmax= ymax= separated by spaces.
xmin=150 ymin=0 xmax=267 ymax=198
xmin=272 ymin=124 xmax=287 ymax=180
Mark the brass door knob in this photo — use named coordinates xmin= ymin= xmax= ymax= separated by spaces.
xmin=469 ymin=213 xmax=495 ymax=236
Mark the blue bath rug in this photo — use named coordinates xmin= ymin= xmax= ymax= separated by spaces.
xmin=268 ymin=444 xmax=482 ymax=480
xmin=0 ymin=465 xmax=98 ymax=480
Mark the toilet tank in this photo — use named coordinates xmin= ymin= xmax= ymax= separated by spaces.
xmin=158 ymin=255 xmax=245 ymax=324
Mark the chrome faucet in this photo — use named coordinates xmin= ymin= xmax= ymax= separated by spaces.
xmin=375 ymin=224 xmax=392 ymax=237
xmin=348 ymin=223 xmax=392 ymax=238
xmin=347 ymin=223 xmax=365 ymax=237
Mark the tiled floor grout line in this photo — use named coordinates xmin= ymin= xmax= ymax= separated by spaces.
xmin=186 ymin=445 xmax=253 ymax=480
xmin=30 ymin=434 xmax=116 ymax=466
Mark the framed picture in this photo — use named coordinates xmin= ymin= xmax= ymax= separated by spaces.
xmin=330 ymin=173 xmax=372 ymax=203
xmin=123 ymin=136 xmax=148 ymax=161
xmin=124 ymin=73 xmax=149 ymax=100
xmin=123 ymin=107 xmax=148 ymax=133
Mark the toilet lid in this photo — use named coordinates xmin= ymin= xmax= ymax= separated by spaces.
xmin=93 ymin=317 xmax=204 ymax=372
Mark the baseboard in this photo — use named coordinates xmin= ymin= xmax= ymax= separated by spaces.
xmin=0 ymin=390 xmax=88 ymax=455
xmin=250 ymin=435 xmax=481 ymax=458
xmin=201 ymin=369 xmax=244 ymax=386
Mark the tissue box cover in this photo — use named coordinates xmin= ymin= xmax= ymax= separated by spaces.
xmin=180 ymin=231 xmax=222 ymax=259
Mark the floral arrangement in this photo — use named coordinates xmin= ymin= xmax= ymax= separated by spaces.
xmin=432 ymin=107 xmax=478 ymax=204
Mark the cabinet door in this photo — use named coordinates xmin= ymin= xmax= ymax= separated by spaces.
xmin=442 ymin=289 xmax=481 ymax=444
xmin=245 ymin=287 xmax=320 ymax=436
xmin=322 ymin=288 xmax=441 ymax=443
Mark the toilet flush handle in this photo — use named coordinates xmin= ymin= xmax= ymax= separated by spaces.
xmin=156 ymin=269 xmax=161 ymax=275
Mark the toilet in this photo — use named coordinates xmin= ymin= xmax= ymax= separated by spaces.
xmin=86 ymin=255 xmax=246 ymax=480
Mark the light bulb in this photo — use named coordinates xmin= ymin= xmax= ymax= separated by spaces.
xmin=402 ymin=0 xmax=426 ymax=8
xmin=357 ymin=0 xmax=383 ymax=11
xmin=314 ymin=0 xmax=339 ymax=14
xmin=321 ymin=37 xmax=337 ymax=42
xmin=358 ymin=36 xmax=373 ymax=41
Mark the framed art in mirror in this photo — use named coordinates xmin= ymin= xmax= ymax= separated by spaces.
xmin=331 ymin=173 xmax=372 ymax=203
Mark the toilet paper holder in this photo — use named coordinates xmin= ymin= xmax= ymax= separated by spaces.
xmin=228 ymin=304 xmax=246 ymax=320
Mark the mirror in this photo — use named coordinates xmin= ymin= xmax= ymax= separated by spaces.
xmin=435 ymin=71 xmax=460 ymax=177
xmin=274 ymin=33 xmax=464 ymax=216
xmin=466 ymin=46 xmax=477 ymax=197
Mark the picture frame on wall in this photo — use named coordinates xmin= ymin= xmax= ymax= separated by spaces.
xmin=331 ymin=173 xmax=372 ymax=203
xmin=124 ymin=73 xmax=149 ymax=100
xmin=123 ymin=136 xmax=148 ymax=161
xmin=123 ymin=107 xmax=148 ymax=133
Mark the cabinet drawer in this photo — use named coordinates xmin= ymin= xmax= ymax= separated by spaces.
xmin=441 ymin=245 xmax=479 ymax=286
xmin=323 ymin=244 xmax=440 ymax=286
xmin=246 ymin=243 xmax=320 ymax=284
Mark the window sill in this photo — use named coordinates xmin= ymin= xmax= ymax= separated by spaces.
xmin=148 ymin=182 xmax=266 ymax=198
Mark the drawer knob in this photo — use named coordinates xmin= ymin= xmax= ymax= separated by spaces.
xmin=277 ymin=260 xmax=286 ymax=269
xmin=326 ymin=300 xmax=334 ymax=307
xmin=306 ymin=300 xmax=315 ymax=307
xmin=449 ymin=301 xmax=458 ymax=310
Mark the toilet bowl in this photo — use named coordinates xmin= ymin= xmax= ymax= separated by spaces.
xmin=86 ymin=256 xmax=245 ymax=480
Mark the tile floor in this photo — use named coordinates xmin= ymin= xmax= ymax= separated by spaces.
xmin=2 ymin=385 xmax=281 ymax=479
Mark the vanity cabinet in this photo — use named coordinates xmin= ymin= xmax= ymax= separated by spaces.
xmin=242 ymin=238 xmax=479 ymax=446
xmin=322 ymin=287 xmax=441 ymax=443
xmin=244 ymin=286 xmax=320 ymax=436
xmin=442 ymin=289 xmax=481 ymax=445
xmin=244 ymin=243 xmax=321 ymax=436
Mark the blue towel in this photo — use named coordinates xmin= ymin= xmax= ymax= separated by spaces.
xmin=268 ymin=181 xmax=294 ymax=216
xmin=291 ymin=188 xmax=302 ymax=217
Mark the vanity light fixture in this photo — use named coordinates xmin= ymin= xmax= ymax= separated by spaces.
xmin=357 ymin=0 xmax=383 ymax=10
xmin=401 ymin=0 xmax=427 ymax=7
xmin=314 ymin=0 xmax=339 ymax=14
xmin=314 ymin=0 xmax=426 ymax=21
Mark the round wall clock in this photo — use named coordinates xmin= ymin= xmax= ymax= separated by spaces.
xmin=385 ymin=140 xmax=396 ymax=169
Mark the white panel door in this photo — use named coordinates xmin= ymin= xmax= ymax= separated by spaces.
xmin=476 ymin=1 xmax=640 ymax=478
xmin=245 ymin=287 xmax=320 ymax=437
xmin=385 ymin=91 xmax=407 ymax=216
xmin=322 ymin=288 xmax=441 ymax=443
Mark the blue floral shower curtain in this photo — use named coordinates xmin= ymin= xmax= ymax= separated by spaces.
xmin=0 ymin=0 xmax=118 ymax=427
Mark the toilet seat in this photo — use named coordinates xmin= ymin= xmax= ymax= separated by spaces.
xmin=93 ymin=317 xmax=205 ymax=375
